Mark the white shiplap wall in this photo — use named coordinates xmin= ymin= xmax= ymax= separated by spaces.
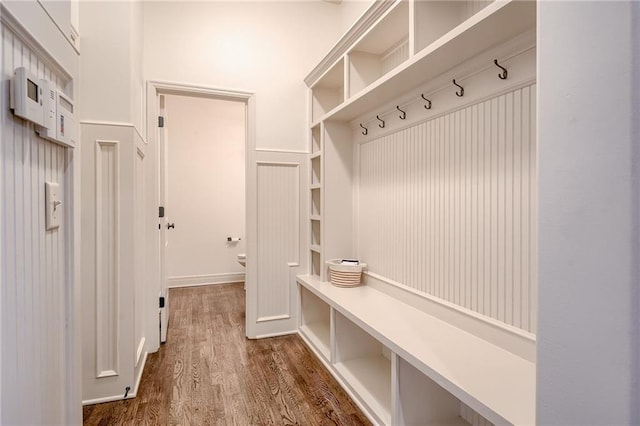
xmin=1 ymin=23 xmax=72 ymax=424
xmin=358 ymin=84 xmax=537 ymax=333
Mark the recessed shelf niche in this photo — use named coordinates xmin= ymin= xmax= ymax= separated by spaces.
xmin=414 ymin=0 xmax=492 ymax=53
xmin=334 ymin=311 xmax=392 ymax=425
xmin=311 ymin=124 xmax=321 ymax=153
xmin=299 ymin=286 xmax=331 ymax=360
xmin=348 ymin=1 xmax=409 ymax=97
xmin=311 ymin=220 xmax=321 ymax=246
xmin=311 ymin=250 xmax=322 ymax=278
xmin=395 ymin=356 xmax=474 ymax=425
xmin=311 ymin=58 xmax=345 ymax=123
xmin=311 ymin=156 xmax=321 ymax=185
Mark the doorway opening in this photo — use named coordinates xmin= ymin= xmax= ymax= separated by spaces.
xmin=147 ymin=82 xmax=255 ymax=344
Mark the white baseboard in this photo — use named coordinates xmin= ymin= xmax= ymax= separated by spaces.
xmin=82 ymin=352 xmax=148 ymax=406
xmin=252 ymin=329 xmax=297 ymax=339
xmin=168 ymin=272 xmax=246 ymax=288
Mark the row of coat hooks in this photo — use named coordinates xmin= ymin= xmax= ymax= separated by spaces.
xmin=359 ymin=59 xmax=509 ymax=136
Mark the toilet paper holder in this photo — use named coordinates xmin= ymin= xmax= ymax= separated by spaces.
xmin=227 ymin=236 xmax=242 ymax=242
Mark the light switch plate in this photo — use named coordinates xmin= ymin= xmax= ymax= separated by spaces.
xmin=45 ymin=182 xmax=61 ymax=230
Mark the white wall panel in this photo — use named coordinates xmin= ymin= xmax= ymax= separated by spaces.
xmin=81 ymin=123 xmax=144 ymax=404
xmin=0 ymin=20 xmax=74 ymax=425
xmin=256 ymin=162 xmax=299 ymax=321
xmin=358 ymin=85 xmax=537 ymax=333
xmin=95 ymin=141 xmax=119 ymax=377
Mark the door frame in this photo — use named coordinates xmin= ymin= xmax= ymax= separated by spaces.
xmin=145 ymin=81 xmax=256 ymax=345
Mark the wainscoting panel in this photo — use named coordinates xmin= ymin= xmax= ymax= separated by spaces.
xmin=81 ymin=123 xmax=144 ymax=404
xmin=358 ymin=84 xmax=537 ymax=333
xmin=256 ymin=162 xmax=300 ymax=322
xmin=95 ymin=141 xmax=120 ymax=377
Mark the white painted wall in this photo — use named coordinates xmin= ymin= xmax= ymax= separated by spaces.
xmin=338 ymin=0 xmax=375 ymax=36
xmin=537 ymin=1 xmax=640 ymax=423
xmin=143 ymin=1 xmax=345 ymax=151
xmin=164 ymin=95 xmax=246 ymax=286
xmin=0 ymin=1 xmax=81 ymax=424
xmin=79 ymin=0 xmax=144 ymax=131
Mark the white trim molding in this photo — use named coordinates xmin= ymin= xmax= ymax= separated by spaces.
xmin=94 ymin=139 xmax=120 ymax=379
xmin=168 ymin=273 xmax=246 ymax=288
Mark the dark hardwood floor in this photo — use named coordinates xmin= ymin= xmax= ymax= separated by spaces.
xmin=83 ymin=283 xmax=371 ymax=425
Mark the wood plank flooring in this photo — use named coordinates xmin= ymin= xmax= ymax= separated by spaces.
xmin=83 ymin=283 xmax=371 ymax=426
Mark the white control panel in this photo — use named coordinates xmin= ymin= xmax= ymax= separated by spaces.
xmin=10 ymin=67 xmax=45 ymax=126
xmin=45 ymin=182 xmax=62 ymax=231
xmin=36 ymin=80 xmax=76 ymax=148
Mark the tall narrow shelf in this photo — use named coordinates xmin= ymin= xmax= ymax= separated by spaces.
xmin=309 ymin=123 xmax=324 ymax=279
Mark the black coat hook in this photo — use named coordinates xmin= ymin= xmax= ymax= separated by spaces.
xmin=494 ymin=59 xmax=508 ymax=80
xmin=376 ymin=115 xmax=385 ymax=128
xmin=396 ymin=106 xmax=406 ymax=120
xmin=453 ymin=79 xmax=464 ymax=97
xmin=421 ymin=94 xmax=432 ymax=110
xmin=360 ymin=123 xmax=368 ymax=136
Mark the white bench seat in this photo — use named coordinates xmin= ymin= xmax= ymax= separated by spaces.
xmin=297 ymin=274 xmax=535 ymax=425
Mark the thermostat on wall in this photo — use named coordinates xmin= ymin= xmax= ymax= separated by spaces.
xmin=36 ymin=80 xmax=76 ymax=148
xmin=10 ymin=67 xmax=46 ymax=127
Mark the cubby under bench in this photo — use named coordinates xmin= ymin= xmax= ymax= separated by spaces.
xmin=297 ymin=274 xmax=535 ymax=426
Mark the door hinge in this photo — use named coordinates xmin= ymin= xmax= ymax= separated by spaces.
xmin=159 ymin=296 xmax=165 ymax=308
xmin=158 ymin=116 xmax=165 ymax=128
xmin=159 ymin=206 xmax=165 ymax=218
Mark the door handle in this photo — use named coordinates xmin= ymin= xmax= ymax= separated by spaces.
xmin=167 ymin=223 xmax=175 ymax=230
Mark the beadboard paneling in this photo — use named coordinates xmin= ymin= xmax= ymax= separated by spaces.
xmin=358 ymin=84 xmax=537 ymax=333
xmin=256 ymin=162 xmax=299 ymax=321
xmin=381 ymin=39 xmax=409 ymax=74
xmin=95 ymin=141 xmax=119 ymax=377
xmin=1 ymin=22 xmax=71 ymax=425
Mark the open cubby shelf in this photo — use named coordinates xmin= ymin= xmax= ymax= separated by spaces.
xmin=309 ymin=0 xmax=535 ymax=123
xmin=299 ymin=286 xmax=331 ymax=360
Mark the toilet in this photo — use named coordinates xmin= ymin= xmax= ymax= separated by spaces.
xmin=237 ymin=253 xmax=246 ymax=267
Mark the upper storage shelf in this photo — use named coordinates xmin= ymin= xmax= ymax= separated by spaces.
xmin=310 ymin=57 xmax=345 ymax=123
xmin=305 ymin=0 xmax=536 ymax=124
xmin=347 ymin=1 xmax=409 ymax=97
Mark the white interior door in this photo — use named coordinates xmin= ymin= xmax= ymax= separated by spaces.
xmin=158 ymin=94 xmax=170 ymax=343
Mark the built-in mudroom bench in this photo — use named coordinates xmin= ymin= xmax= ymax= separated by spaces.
xmin=298 ymin=274 xmax=535 ymax=425
xmin=299 ymin=0 xmax=537 ymax=424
